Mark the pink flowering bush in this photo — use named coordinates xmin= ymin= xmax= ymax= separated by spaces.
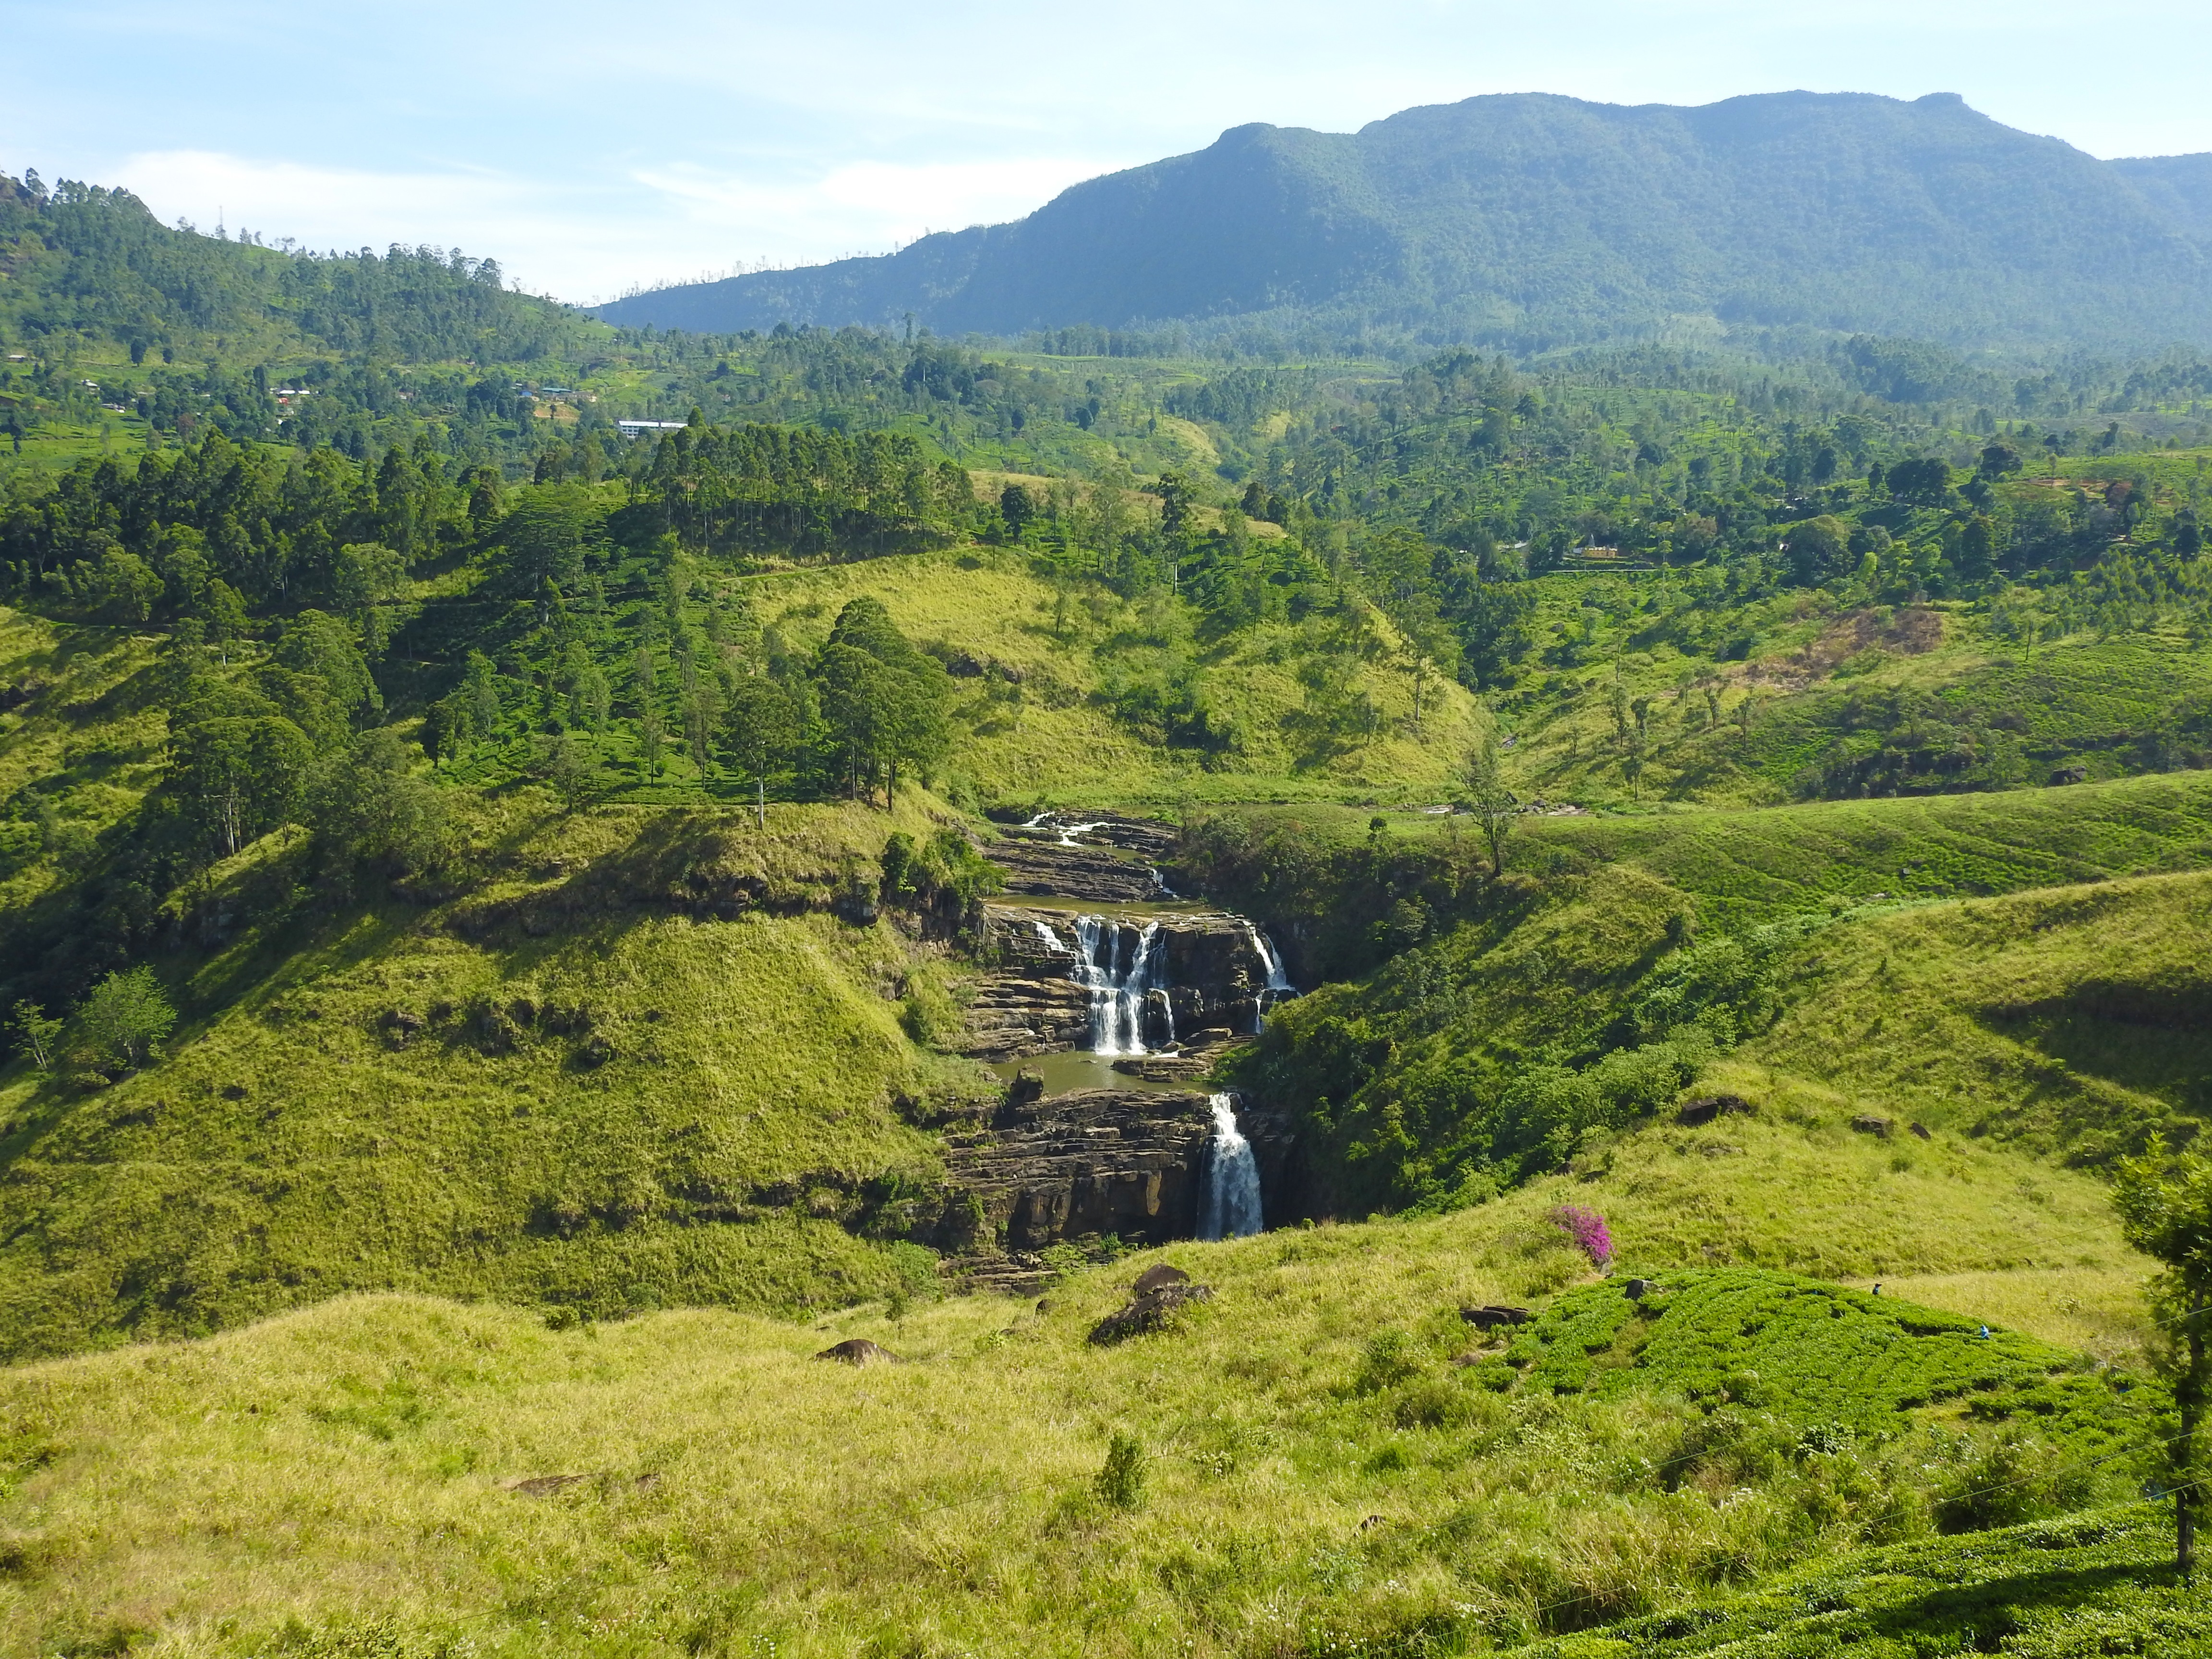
xmin=1549 ymin=1203 xmax=1613 ymax=1268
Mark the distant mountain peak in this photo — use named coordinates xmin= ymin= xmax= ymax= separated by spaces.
xmin=594 ymin=89 xmax=2212 ymax=352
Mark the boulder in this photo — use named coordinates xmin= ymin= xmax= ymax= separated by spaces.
xmin=1461 ymin=1305 xmax=1533 ymax=1329
xmin=1850 ymin=1114 xmax=1896 ymax=1139
xmin=1132 ymin=1263 xmax=1191 ymax=1294
xmin=814 ymin=1338 xmax=901 ymax=1366
xmin=1910 ymin=1121 xmax=1933 ymax=1141
xmin=1088 ymin=1280 xmax=1214 ymax=1345
xmin=1676 ymin=1094 xmax=1754 ymax=1126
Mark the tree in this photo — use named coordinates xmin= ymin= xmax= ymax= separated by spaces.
xmin=2113 ymin=1136 xmax=2212 ymax=1577
xmin=2174 ymin=509 xmax=2203 ymax=560
xmin=1155 ymin=470 xmax=1196 ymax=540
xmin=77 ymin=966 xmax=176 ymax=1075
xmin=169 ymin=714 xmax=314 ymax=857
xmin=306 ymin=728 xmax=451 ymax=874
xmin=724 ymin=673 xmax=804 ymax=828
xmin=999 ymin=483 xmax=1036 ymax=539
xmin=202 ymin=579 xmax=250 ymax=664
xmin=1957 ymin=515 xmax=1998 ymax=584
xmin=813 ymin=598 xmax=952 ymax=805
xmin=814 ymin=641 xmax=895 ymax=800
xmin=331 ymin=542 xmax=406 ymax=659
xmin=1888 ymin=457 xmax=1953 ymax=506
xmin=10 ymin=1000 xmax=61 ymax=1070
xmin=463 ymin=650 xmax=502 ymax=741
xmin=633 ymin=647 xmax=664 ymax=778
xmin=500 ymin=482 xmax=595 ymax=593
xmin=89 ymin=546 xmax=163 ymax=624
xmin=1463 ymin=739 xmax=1516 ymax=877
xmin=533 ymin=731 xmax=609 ymax=813
xmin=275 ymin=608 xmax=381 ymax=728
xmin=1783 ymin=516 xmax=1852 ymax=587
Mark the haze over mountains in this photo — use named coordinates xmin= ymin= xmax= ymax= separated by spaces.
xmin=596 ymin=90 xmax=2212 ymax=354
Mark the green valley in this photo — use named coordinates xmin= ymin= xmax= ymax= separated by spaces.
xmin=8 ymin=155 xmax=2212 ymax=1655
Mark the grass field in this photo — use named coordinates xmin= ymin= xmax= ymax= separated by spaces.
xmin=0 ymin=1107 xmax=2158 ymax=1658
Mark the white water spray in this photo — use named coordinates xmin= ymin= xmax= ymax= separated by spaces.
xmin=1197 ymin=1093 xmax=1263 ymax=1239
xmin=1245 ymin=924 xmax=1296 ymax=1030
xmin=1030 ymin=918 xmax=1066 ymax=954
xmin=1072 ymin=916 xmax=1166 ymax=1055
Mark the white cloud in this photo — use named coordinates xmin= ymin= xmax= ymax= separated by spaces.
xmin=104 ymin=148 xmax=1124 ymax=305
xmin=628 ymin=155 xmax=1124 ymax=274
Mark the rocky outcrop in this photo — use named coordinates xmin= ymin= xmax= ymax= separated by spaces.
xmin=918 ymin=1086 xmax=1293 ymax=1260
xmin=815 ymin=1338 xmax=901 ymax=1366
xmin=986 ymin=813 xmax=1181 ymax=903
xmin=958 ymin=904 xmax=1276 ymax=1058
xmin=1090 ymin=1273 xmax=1215 ymax=1345
xmin=943 ymin=1088 xmax=1217 ymax=1251
xmin=988 ymin=839 xmax=1166 ymax=904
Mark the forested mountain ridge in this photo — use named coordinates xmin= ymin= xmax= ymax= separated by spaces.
xmin=597 ymin=90 xmax=2212 ymax=353
xmin=0 ymin=171 xmax=590 ymax=365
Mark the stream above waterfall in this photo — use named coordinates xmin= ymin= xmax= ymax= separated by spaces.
xmin=986 ymin=1050 xmax=1188 ymax=1095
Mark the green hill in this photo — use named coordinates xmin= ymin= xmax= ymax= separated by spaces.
xmin=596 ymin=91 xmax=2212 ymax=353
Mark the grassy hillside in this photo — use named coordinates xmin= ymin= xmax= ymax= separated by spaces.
xmin=1225 ymin=804 xmax=2212 ymax=1216
xmin=1739 ymin=868 xmax=2212 ymax=1163
xmin=0 ymin=795 xmax=986 ymax=1362
xmin=0 ymin=1111 xmax=2157 ymax=1658
xmin=738 ymin=549 xmax=1485 ymax=805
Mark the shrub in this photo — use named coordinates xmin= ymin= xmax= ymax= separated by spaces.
xmin=1933 ymin=1430 xmax=2092 ymax=1533
xmin=1550 ymin=1203 xmax=1613 ymax=1268
xmin=1095 ymin=1432 xmax=1146 ymax=1511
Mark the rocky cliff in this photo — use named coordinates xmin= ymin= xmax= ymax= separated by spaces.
xmin=920 ymin=1088 xmax=1296 ymax=1289
xmin=958 ymin=904 xmax=1276 ymax=1058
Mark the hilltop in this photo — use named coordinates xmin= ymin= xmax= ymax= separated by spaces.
xmin=596 ymin=90 xmax=2212 ymax=353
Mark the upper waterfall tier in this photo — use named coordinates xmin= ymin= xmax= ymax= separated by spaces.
xmin=960 ymin=904 xmax=1293 ymax=1060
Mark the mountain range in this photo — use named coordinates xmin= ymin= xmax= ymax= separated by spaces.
xmin=595 ymin=90 xmax=2212 ymax=353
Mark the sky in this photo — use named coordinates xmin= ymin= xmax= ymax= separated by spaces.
xmin=7 ymin=0 xmax=2211 ymax=306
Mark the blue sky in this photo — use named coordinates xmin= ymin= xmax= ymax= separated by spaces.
xmin=5 ymin=0 xmax=2209 ymax=304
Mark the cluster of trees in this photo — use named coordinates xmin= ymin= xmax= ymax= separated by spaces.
xmin=0 ymin=429 xmax=486 ymax=623
xmin=633 ymin=419 xmax=972 ymax=559
xmin=0 ymin=170 xmax=587 ymax=365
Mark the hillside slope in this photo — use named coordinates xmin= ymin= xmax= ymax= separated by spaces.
xmin=597 ymin=91 xmax=2212 ymax=350
xmin=0 ymin=1116 xmax=2154 ymax=1658
xmin=0 ymin=799 xmax=976 ymax=1362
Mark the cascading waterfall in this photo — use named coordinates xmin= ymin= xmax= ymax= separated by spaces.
xmin=1197 ymin=1093 xmax=1263 ymax=1239
xmin=1245 ymin=924 xmax=1297 ymax=1030
xmin=1071 ymin=915 xmax=1165 ymax=1054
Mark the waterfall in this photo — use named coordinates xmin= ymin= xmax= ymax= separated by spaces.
xmin=1072 ymin=916 xmax=1165 ymax=1055
xmin=1197 ymin=1094 xmax=1263 ymax=1239
xmin=1056 ymin=819 xmax=1108 ymax=847
xmin=1031 ymin=918 xmax=1066 ymax=954
xmin=1245 ymin=924 xmax=1296 ymax=1030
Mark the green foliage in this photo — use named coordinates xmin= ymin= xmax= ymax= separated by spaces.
xmin=1508 ymin=1272 xmax=2109 ymax=1435
xmin=74 ymin=964 xmax=174 ymax=1075
xmin=0 ymin=172 xmax=586 ymax=366
xmin=1094 ymin=1431 xmax=1147 ymax=1511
